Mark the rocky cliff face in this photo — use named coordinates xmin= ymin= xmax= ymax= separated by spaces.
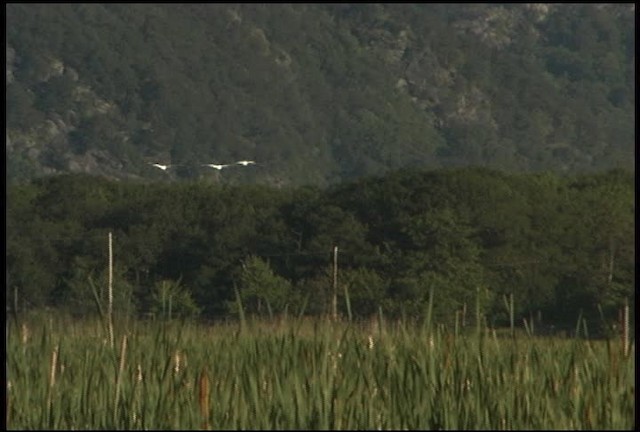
xmin=6 ymin=48 xmax=139 ymax=181
xmin=6 ymin=4 xmax=634 ymax=184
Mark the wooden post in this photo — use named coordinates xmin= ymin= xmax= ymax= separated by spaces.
xmin=332 ymin=246 xmax=338 ymax=322
xmin=108 ymin=232 xmax=114 ymax=349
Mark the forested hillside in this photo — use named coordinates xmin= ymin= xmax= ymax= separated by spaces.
xmin=7 ymin=168 xmax=634 ymax=333
xmin=6 ymin=4 xmax=635 ymax=186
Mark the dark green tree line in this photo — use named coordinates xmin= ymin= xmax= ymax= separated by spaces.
xmin=6 ymin=168 xmax=634 ymax=335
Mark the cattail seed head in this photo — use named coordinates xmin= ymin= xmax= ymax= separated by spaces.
xmin=20 ymin=323 xmax=29 ymax=345
xmin=199 ymin=368 xmax=210 ymax=429
xmin=174 ymin=350 xmax=182 ymax=374
xmin=465 ymin=378 xmax=472 ymax=391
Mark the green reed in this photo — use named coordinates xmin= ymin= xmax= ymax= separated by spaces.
xmin=6 ymin=311 xmax=635 ymax=430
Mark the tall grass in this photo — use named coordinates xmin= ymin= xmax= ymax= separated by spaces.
xmin=6 ymin=311 xmax=635 ymax=429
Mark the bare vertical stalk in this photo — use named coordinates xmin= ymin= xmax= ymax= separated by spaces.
xmin=424 ymin=286 xmax=434 ymax=335
xmin=108 ymin=232 xmax=114 ymax=349
xmin=622 ymin=299 xmax=629 ymax=357
xmin=343 ymin=281 xmax=352 ymax=322
xmin=47 ymin=344 xmax=59 ymax=426
xmin=13 ymin=285 xmax=19 ymax=328
xmin=607 ymin=237 xmax=615 ymax=286
xmin=475 ymin=287 xmax=481 ymax=338
xmin=114 ymin=335 xmax=127 ymax=424
xmin=503 ymin=294 xmax=514 ymax=339
xmin=462 ymin=302 xmax=467 ymax=329
xmin=510 ymin=294 xmax=515 ymax=338
xmin=5 ymin=286 xmax=10 ymax=428
xmin=377 ymin=306 xmax=385 ymax=339
xmin=234 ymin=282 xmax=246 ymax=333
xmin=332 ymin=246 xmax=338 ymax=322
xmin=454 ymin=309 xmax=460 ymax=338
xmin=131 ymin=363 xmax=143 ymax=427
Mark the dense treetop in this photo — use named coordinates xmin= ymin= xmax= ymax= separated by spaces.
xmin=6 ymin=4 xmax=635 ymax=185
xmin=7 ymin=168 xmax=634 ymax=334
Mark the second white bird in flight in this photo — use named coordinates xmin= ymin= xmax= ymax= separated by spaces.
xmin=201 ymin=160 xmax=257 ymax=170
xmin=149 ymin=163 xmax=171 ymax=171
xmin=202 ymin=163 xmax=230 ymax=170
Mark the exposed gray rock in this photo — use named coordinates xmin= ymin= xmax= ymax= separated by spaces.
xmin=6 ymin=44 xmax=16 ymax=84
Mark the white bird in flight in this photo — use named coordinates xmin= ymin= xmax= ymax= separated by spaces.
xmin=235 ymin=160 xmax=256 ymax=166
xmin=149 ymin=163 xmax=171 ymax=171
xmin=202 ymin=163 xmax=230 ymax=170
